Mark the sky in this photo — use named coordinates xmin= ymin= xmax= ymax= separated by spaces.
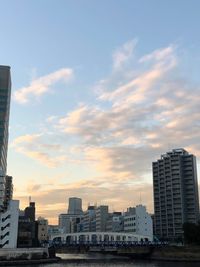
xmin=1 ymin=0 xmax=200 ymax=224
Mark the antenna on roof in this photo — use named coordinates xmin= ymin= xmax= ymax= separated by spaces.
xmin=29 ymin=196 xmax=31 ymax=204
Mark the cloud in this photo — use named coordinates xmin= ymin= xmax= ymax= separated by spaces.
xmin=112 ymin=39 xmax=138 ymax=70
xmin=139 ymin=45 xmax=176 ymax=63
xmin=11 ymin=134 xmax=67 ymax=167
xmin=55 ymin=43 xmax=200 ymax=182
xmin=14 ymin=68 xmax=73 ymax=104
xmin=12 ymin=41 xmax=200 ymax=223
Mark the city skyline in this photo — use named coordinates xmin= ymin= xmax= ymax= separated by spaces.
xmin=1 ymin=1 xmax=200 ymax=223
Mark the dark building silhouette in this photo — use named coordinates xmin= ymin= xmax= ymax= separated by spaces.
xmin=17 ymin=202 xmax=39 ymax=247
xmin=4 ymin=175 xmax=13 ymax=209
xmin=24 ymin=202 xmax=35 ymax=222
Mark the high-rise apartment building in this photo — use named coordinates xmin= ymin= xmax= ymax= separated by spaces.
xmin=0 ymin=66 xmax=11 ymax=175
xmin=153 ymin=148 xmax=200 ymax=241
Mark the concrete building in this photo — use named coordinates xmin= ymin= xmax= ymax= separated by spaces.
xmin=58 ymin=213 xmax=83 ymax=233
xmin=68 ymin=197 xmax=83 ymax=215
xmin=37 ymin=217 xmax=48 ymax=244
xmin=153 ymin=148 xmax=200 ymax=241
xmin=58 ymin=197 xmax=83 ymax=234
xmin=124 ymin=205 xmax=153 ymax=240
xmin=96 ymin=205 xmax=109 ymax=232
xmin=106 ymin=212 xmax=124 ymax=232
xmin=82 ymin=205 xmax=96 ymax=232
xmin=0 ymin=200 xmax=19 ymax=248
xmin=48 ymin=225 xmax=63 ymax=238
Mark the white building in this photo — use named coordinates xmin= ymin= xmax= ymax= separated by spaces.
xmin=124 ymin=205 xmax=153 ymax=240
xmin=0 ymin=200 xmax=19 ymax=248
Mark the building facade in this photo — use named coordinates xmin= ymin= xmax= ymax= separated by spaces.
xmin=0 ymin=66 xmax=11 ymax=175
xmin=0 ymin=66 xmax=19 ymax=248
xmin=17 ymin=202 xmax=39 ymax=248
xmin=37 ymin=217 xmax=48 ymax=244
xmin=153 ymin=148 xmax=200 ymax=241
xmin=4 ymin=175 xmax=13 ymax=210
xmin=68 ymin=197 xmax=83 ymax=215
xmin=96 ymin=205 xmax=109 ymax=232
xmin=106 ymin=212 xmax=124 ymax=232
xmin=124 ymin=205 xmax=153 ymax=239
xmin=82 ymin=206 xmax=96 ymax=232
xmin=0 ymin=200 xmax=19 ymax=248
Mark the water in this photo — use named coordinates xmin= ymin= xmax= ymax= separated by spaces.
xmin=19 ymin=253 xmax=200 ymax=267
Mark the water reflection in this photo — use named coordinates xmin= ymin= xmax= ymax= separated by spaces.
xmin=22 ymin=253 xmax=200 ymax=267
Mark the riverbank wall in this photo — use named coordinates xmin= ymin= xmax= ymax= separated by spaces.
xmin=117 ymin=245 xmax=200 ymax=261
xmin=0 ymin=247 xmax=49 ymax=260
xmin=150 ymin=246 xmax=200 ymax=261
xmin=57 ymin=245 xmax=200 ymax=262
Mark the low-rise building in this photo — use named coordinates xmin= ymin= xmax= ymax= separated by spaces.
xmin=0 ymin=200 xmax=19 ymax=248
xmin=106 ymin=212 xmax=124 ymax=232
xmin=37 ymin=217 xmax=48 ymax=244
xmin=124 ymin=205 xmax=153 ymax=240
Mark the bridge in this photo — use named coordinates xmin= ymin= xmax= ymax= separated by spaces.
xmin=50 ymin=231 xmax=153 ymax=245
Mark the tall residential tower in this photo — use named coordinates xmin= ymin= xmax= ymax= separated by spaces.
xmin=0 ymin=66 xmax=19 ymax=248
xmin=153 ymin=148 xmax=199 ymax=241
xmin=0 ymin=66 xmax=11 ymax=175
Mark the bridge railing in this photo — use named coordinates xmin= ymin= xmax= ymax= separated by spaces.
xmin=50 ymin=239 xmax=168 ymax=248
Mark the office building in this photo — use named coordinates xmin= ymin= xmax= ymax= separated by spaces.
xmin=124 ymin=205 xmax=153 ymax=239
xmin=106 ymin=212 xmax=124 ymax=232
xmin=59 ymin=213 xmax=83 ymax=233
xmin=153 ymin=148 xmax=200 ymax=241
xmin=68 ymin=197 xmax=83 ymax=215
xmin=82 ymin=205 xmax=96 ymax=232
xmin=96 ymin=205 xmax=109 ymax=232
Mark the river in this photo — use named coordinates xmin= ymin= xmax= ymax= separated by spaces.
xmin=20 ymin=253 xmax=200 ymax=267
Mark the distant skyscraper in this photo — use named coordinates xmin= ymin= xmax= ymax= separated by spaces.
xmin=68 ymin=197 xmax=83 ymax=215
xmin=153 ymin=148 xmax=200 ymax=241
xmin=0 ymin=66 xmax=11 ymax=174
